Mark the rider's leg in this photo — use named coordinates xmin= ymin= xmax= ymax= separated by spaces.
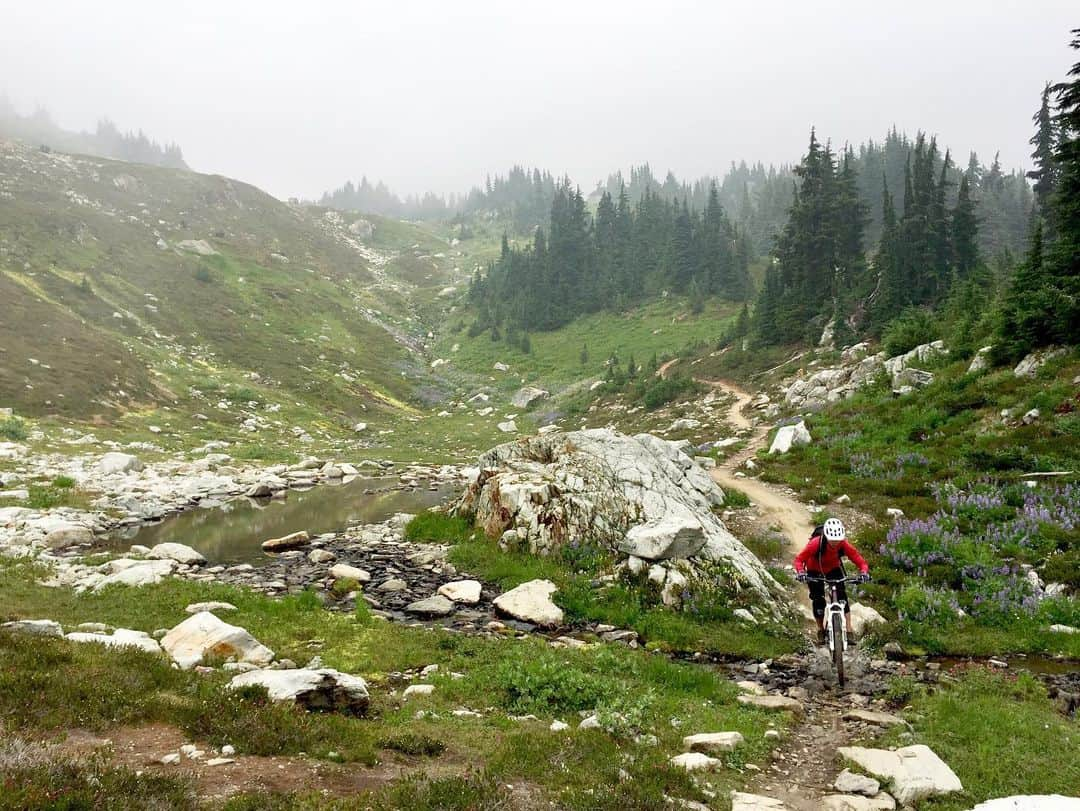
xmin=808 ymin=578 xmax=827 ymax=643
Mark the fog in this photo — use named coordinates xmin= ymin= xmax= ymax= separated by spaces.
xmin=2 ymin=0 xmax=1076 ymax=199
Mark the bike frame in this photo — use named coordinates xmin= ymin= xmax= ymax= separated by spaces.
xmin=804 ymin=574 xmax=863 ymax=654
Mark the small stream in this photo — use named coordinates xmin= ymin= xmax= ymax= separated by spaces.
xmin=101 ymin=477 xmax=458 ymax=565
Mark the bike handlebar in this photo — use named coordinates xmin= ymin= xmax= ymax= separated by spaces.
xmin=799 ymin=574 xmax=867 ymax=583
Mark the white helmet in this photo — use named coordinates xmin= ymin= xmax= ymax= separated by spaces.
xmin=823 ymin=518 xmax=846 ymax=542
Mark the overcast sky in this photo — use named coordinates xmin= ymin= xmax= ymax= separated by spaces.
xmin=3 ymin=1 xmax=1076 ymax=200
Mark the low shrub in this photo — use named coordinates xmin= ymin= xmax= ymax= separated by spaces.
xmin=882 ymin=307 xmax=939 ymax=357
xmin=0 ymin=418 xmax=27 ymax=441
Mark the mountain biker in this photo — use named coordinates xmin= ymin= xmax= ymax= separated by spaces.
xmin=793 ymin=518 xmax=870 ymax=645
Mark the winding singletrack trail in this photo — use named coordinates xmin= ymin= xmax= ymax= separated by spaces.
xmin=707 ymin=380 xmax=815 ymax=612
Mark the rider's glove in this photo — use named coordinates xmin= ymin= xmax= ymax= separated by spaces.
xmin=795 ymin=573 xmax=807 ymax=582
xmin=860 ymin=573 xmax=872 ymax=583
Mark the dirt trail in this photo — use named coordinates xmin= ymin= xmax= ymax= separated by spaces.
xmin=707 ymin=380 xmax=854 ymax=810
xmin=707 ymin=380 xmax=815 ymax=615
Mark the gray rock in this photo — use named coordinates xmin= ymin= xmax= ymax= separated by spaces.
xmin=835 ymin=768 xmax=881 ymax=795
xmin=262 ymin=531 xmax=310 ymax=552
xmin=437 ymin=579 xmax=482 ymax=604
xmin=162 ymin=611 xmax=274 ymax=670
xmin=451 ymin=429 xmax=782 ymax=610
xmin=511 ymin=386 xmax=550 ymax=409
xmin=736 ymin=694 xmax=804 ymax=715
xmin=731 ymin=793 xmax=792 ymax=810
xmin=66 ymin=628 xmax=161 ymax=654
xmin=493 ymin=579 xmax=563 ymax=627
xmin=967 ymin=346 xmax=994 ymax=373
xmin=682 ymin=731 xmax=744 ymax=753
xmin=838 ymin=744 xmax=962 ymax=805
xmin=176 ymin=239 xmax=218 ymax=256
xmin=148 ymin=542 xmax=206 ymax=566
xmin=377 ymin=578 xmax=408 ymax=592
xmin=2 ymin=619 xmax=63 ymax=637
xmin=185 ymin=601 xmax=237 ymax=614
xmin=329 ymin=563 xmax=371 ymax=583
xmin=98 ymin=452 xmax=143 ymax=474
xmin=669 ymin=752 xmax=721 ymax=771
xmin=405 ymin=595 xmax=456 ymax=617
xmin=45 ymin=523 xmax=94 ymax=549
xmin=229 ymin=668 xmax=368 ymax=714
xmin=769 ymin=421 xmax=812 ymax=454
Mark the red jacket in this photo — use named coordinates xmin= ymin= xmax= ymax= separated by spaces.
xmin=793 ymin=536 xmax=868 ymax=574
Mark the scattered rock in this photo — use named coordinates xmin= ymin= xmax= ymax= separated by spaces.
xmin=162 ymin=611 xmax=275 ymax=670
xmin=262 ymin=531 xmax=311 ymax=552
xmin=731 ymin=793 xmax=791 ymax=811
xmin=493 ymin=579 xmax=564 ymax=627
xmin=842 ymin=709 xmax=908 ymax=728
xmin=403 ymin=684 xmax=435 ymax=699
xmin=330 ymin=564 xmax=371 ymax=583
xmin=185 ymin=602 xmax=237 ymax=614
xmin=838 ymin=744 xmax=962 ymax=805
xmin=148 ymin=542 xmax=206 ymax=566
xmin=511 ymin=386 xmax=550 ymax=409
xmin=497 ymin=420 xmax=518 ymax=433
xmin=1049 ymin=624 xmax=1078 ymax=635
xmin=669 ymin=752 xmax=721 ymax=772
xmin=405 ymin=595 xmax=456 ymax=617
xmin=835 ymin=768 xmax=881 ymax=795
xmin=230 ymin=668 xmax=369 ymax=714
xmin=736 ymin=694 xmax=804 ymax=715
xmin=308 ymin=549 xmax=336 ymax=564
xmin=971 ymin=797 xmax=1080 ymax=811
xmin=2 ymin=619 xmax=63 ymax=637
xmin=437 ymin=579 xmax=482 ymax=604
xmin=44 ymin=523 xmax=94 ymax=549
xmin=177 ymin=239 xmax=218 ymax=256
xmin=848 ymin=603 xmax=886 ymax=636
xmin=967 ymin=346 xmax=994 ymax=374
xmin=683 ymin=731 xmax=744 ymax=754
xmin=769 ymin=421 xmax=812 ymax=455
xmin=65 ymin=628 xmax=161 ymax=654
xmin=1014 ymin=347 xmax=1066 ymax=378
xmin=99 ymin=452 xmax=143 ymax=474
xmin=820 ymin=794 xmax=896 ymax=811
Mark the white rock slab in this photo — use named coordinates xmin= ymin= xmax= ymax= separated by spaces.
xmin=230 ymin=667 xmax=368 ymax=714
xmin=493 ymin=579 xmax=564 ymax=627
xmin=838 ymin=744 xmax=962 ymax=805
xmin=148 ymin=542 xmax=206 ymax=566
xmin=66 ymin=628 xmax=162 ymax=654
xmin=438 ymin=579 xmax=482 ymax=604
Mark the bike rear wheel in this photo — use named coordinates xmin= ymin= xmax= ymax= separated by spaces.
xmin=831 ymin=613 xmax=845 ymax=686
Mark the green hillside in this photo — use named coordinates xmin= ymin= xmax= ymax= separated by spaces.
xmin=0 ymin=140 xmax=464 ymax=448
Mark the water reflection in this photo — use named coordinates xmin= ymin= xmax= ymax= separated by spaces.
xmin=102 ymin=477 xmax=456 ymax=565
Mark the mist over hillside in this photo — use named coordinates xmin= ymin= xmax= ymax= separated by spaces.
xmin=0 ymin=96 xmax=186 ymax=169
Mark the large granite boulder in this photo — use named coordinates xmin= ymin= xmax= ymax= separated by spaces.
xmin=452 ymin=429 xmax=783 ymax=607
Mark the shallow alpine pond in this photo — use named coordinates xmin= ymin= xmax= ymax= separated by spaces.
xmin=101 ymin=477 xmax=458 ymax=565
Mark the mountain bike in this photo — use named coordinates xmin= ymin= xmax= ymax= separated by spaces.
xmin=802 ymin=574 xmax=866 ymax=686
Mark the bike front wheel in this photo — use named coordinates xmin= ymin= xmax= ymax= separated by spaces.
xmin=832 ymin=613 xmax=845 ymax=686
